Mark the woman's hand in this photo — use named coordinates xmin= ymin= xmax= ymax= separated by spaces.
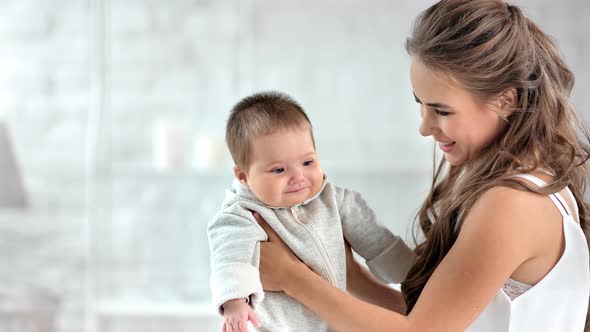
xmin=344 ymin=239 xmax=362 ymax=282
xmin=253 ymin=211 xmax=306 ymax=292
xmin=345 ymin=238 xmax=408 ymax=314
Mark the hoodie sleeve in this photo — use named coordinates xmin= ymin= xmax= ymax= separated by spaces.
xmin=339 ymin=188 xmax=417 ymax=284
xmin=207 ymin=211 xmax=268 ymax=314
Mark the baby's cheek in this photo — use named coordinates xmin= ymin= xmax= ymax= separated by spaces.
xmin=261 ymin=190 xmax=281 ymax=206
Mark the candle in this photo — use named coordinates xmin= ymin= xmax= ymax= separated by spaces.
xmin=152 ymin=120 xmax=187 ymax=170
xmin=193 ymin=135 xmax=228 ymax=170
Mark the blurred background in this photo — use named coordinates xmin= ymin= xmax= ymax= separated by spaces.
xmin=0 ymin=0 xmax=588 ymax=331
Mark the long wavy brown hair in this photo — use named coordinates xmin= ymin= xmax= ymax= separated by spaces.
xmin=400 ymin=0 xmax=590 ymax=329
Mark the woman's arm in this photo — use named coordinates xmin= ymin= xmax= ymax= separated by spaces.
xmin=345 ymin=241 xmax=407 ymax=314
xmin=255 ymin=186 xmax=548 ymax=331
xmin=284 ymin=260 xmax=413 ymax=331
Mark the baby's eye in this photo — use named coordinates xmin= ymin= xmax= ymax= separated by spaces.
xmin=303 ymin=160 xmax=313 ymax=166
xmin=271 ymin=168 xmax=285 ymax=174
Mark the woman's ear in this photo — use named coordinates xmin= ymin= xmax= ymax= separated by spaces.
xmin=497 ymin=88 xmax=518 ymax=118
xmin=233 ymin=165 xmax=249 ymax=187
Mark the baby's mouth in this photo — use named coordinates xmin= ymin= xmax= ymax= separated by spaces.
xmin=286 ymin=187 xmax=308 ymax=194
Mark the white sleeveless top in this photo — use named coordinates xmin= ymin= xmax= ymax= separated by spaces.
xmin=466 ymin=174 xmax=590 ymax=331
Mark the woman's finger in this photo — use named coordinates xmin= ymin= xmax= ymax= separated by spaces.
xmin=252 ymin=211 xmax=280 ymax=241
xmin=344 ymin=238 xmax=361 ymax=281
xmin=344 ymin=239 xmax=354 ymax=264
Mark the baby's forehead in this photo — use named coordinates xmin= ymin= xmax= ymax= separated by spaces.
xmin=250 ymin=125 xmax=313 ymax=143
xmin=248 ymin=128 xmax=316 ymax=161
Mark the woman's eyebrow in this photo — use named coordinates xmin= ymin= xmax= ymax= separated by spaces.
xmin=413 ymin=92 xmax=453 ymax=109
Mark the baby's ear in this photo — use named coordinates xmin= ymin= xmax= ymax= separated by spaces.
xmin=233 ymin=165 xmax=249 ymax=187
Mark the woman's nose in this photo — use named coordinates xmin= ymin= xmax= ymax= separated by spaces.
xmin=419 ymin=107 xmax=438 ymax=137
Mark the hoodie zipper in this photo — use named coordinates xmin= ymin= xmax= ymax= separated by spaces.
xmin=290 ymin=206 xmax=338 ymax=286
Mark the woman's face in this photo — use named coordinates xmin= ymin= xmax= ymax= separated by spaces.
xmin=410 ymin=57 xmax=507 ymax=165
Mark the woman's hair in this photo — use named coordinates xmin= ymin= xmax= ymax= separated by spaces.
xmin=400 ymin=0 xmax=590 ymax=328
xmin=226 ymin=91 xmax=314 ymax=169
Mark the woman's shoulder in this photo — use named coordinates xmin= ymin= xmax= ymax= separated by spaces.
xmin=462 ymin=173 xmax=564 ymax=256
xmin=469 ymin=173 xmax=560 ymax=224
xmin=469 ymin=170 xmax=558 ymax=220
xmin=466 ymin=184 xmax=547 ymax=229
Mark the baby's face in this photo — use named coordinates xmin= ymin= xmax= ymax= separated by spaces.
xmin=237 ymin=127 xmax=324 ymax=207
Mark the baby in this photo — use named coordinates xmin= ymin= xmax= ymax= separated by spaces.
xmin=208 ymin=91 xmax=416 ymax=332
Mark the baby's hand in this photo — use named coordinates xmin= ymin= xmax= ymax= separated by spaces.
xmin=222 ymin=298 xmax=261 ymax=332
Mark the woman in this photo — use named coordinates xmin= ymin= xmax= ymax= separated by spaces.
xmin=254 ymin=1 xmax=590 ymax=331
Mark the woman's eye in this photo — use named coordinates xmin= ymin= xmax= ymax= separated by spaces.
xmin=303 ymin=160 xmax=313 ymax=166
xmin=272 ymin=168 xmax=284 ymax=174
xmin=434 ymin=108 xmax=451 ymax=116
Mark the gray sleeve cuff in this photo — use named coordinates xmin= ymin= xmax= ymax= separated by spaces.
xmin=366 ymin=238 xmax=417 ymax=284
xmin=211 ymin=262 xmax=264 ymax=315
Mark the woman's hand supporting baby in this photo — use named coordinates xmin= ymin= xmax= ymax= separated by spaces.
xmin=253 ymin=211 xmax=308 ymax=293
xmin=253 ymin=211 xmax=407 ymax=315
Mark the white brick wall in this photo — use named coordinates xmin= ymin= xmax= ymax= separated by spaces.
xmin=0 ymin=1 xmax=587 ymax=331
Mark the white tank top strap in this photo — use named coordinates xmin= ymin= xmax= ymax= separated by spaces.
xmin=537 ymin=169 xmax=579 ymax=220
xmin=511 ymin=174 xmax=572 ymax=219
xmin=564 ymin=186 xmax=580 ymax=223
xmin=553 ymin=192 xmax=574 ymax=219
xmin=515 ymin=171 xmax=579 ymax=222
xmin=512 ymin=173 xmax=546 ymax=186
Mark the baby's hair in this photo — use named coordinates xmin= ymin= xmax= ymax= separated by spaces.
xmin=226 ymin=91 xmax=314 ymax=168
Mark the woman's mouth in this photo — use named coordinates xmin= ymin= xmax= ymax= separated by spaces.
xmin=439 ymin=141 xmax=456 ymax=152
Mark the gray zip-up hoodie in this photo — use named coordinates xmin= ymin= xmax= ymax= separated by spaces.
xmin=208 ymin=177 xmax=417 ymax=331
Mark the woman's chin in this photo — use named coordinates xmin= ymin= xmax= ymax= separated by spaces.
xmin=443 ymin=153 xmax=466 ymax=166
